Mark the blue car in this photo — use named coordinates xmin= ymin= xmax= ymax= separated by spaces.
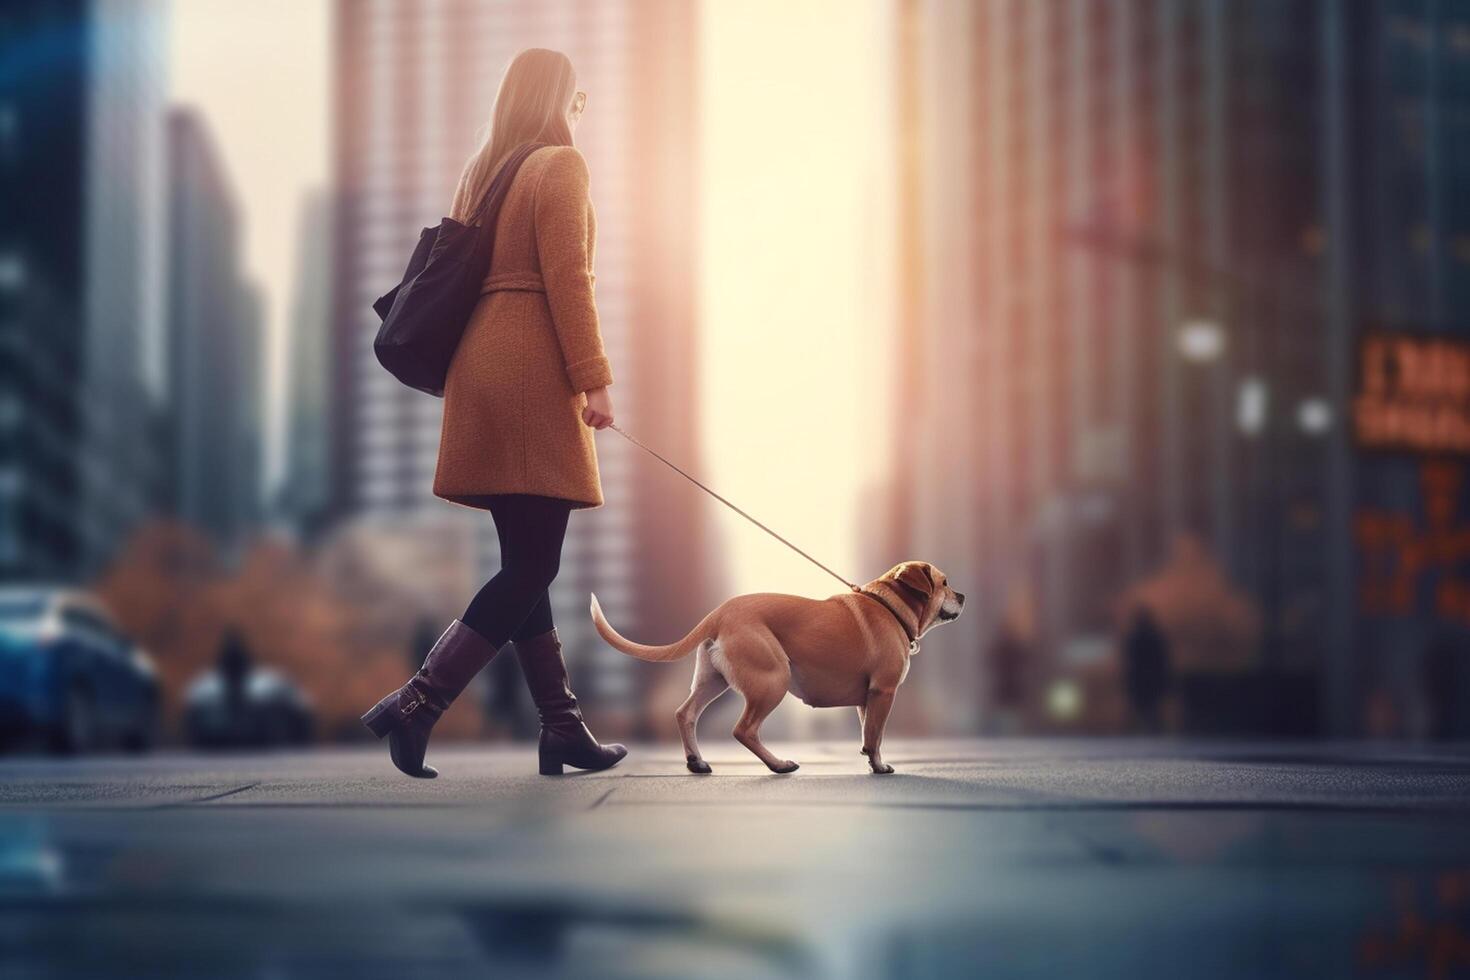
xmin=0 ymin=587 xmax=159 ymax=754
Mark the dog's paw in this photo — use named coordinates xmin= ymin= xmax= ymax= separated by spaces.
xmin=686 ymin=757 xmax=712 ymax=774
xmin=869 ymin=763 xmax=895 ymax=775
xmin=770 ymin=760 xmax=800 ymax=774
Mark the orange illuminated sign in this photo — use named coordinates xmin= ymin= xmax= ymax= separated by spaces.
xmin=1355 ymin=461 xmax=1470 ymax=625
xmin=1355 ymin=334 xmax=1470 ymax=455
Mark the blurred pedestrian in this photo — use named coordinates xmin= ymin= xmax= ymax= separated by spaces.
xmin=1122 ymin=606 xmax=1170 ymax=734
xmin=1424 ymin=631 xmax=1460 ymax=741
xmin=985 ymin=625 xmax=1028 ymax=735
xmin=485 ymin=645 xmax=539 ymax=740
xmin=408 ymin=619 xmax=441 ymax=676
xmin=362 ymin=48 xmax=625 ymax=779
xmin=217 ymin=627 xmax=253 ymax=739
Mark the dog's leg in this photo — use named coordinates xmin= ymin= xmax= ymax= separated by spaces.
xmin=677 ymin=643 xmax=728 ymax=774
xmin=860 ymin=687 xmax=897 ymax=774
xmin=733 ymin=690 xmax=798 ymax=773
xmin=719 ymin=634 xmax=796 ymax=773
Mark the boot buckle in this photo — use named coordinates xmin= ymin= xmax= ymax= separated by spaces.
xmin=400 ymin=688 xmax=427 ymax=716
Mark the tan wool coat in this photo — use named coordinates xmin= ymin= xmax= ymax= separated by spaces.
xmin=433 ymin=145 xmax=614 ymax=510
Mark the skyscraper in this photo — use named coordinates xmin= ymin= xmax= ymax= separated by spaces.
xmin=166 ymin=109 xmax=265 ymax=555
xmin=331 ymin=0 xmax=715 ymax=728
xmin=81 ymin=0 xmax=170 ymax=576
xmin=278 ymin=189 xmax=336 ymax=541
xmin=881 ymin=0 xmax=1468 ymax=735
xmin=0 ymin=0 xmax=168 ymax=582
xmin=1340 ymin=2 xmax=1470 ymax=737
xmin=231 ymin=279 xmax=266 ymax=541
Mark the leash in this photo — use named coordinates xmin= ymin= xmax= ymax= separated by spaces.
xmin=607 ymin=422 xmax=862 ymax=594
xmin=608 ymin=422 xmax=921 ymax=652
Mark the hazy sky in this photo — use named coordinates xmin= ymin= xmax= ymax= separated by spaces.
xmin=699 ymin=1 xmax=896 ymax=597
xmin=168 ymin=0 xmax=331 ymax=494
xmin=169 ymin=0 xmax=894 ymax=597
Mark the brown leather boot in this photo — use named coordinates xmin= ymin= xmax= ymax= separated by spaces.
xmin=513 ymin=627 xmax=627 ymax=775
xmin=361 ymin=620 xmax=499 ymax=778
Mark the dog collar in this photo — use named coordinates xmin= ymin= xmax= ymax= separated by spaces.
xmin=856 ymin=586 xmax=920 ymax=652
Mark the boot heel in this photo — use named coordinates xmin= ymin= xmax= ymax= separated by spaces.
xmin=361 ymin=702 xmax=397 ymax=739
xmin=538 ymin=755 xmax=565 ymax=776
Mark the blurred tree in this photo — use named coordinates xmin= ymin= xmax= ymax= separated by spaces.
xmin=92 ymin=522 xmax=223 ymax=731
xmin=93 ymin=519 xmax=486 ymax=743
xmin=1120 ymin=534 xmax=1262 ymax=673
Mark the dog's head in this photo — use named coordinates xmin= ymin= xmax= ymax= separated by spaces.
xmin=878 ymin=561 xmax=965 ymax=636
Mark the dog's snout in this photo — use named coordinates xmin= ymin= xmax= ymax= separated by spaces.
xmin=955 ymin=592 xmax=966 ymax=605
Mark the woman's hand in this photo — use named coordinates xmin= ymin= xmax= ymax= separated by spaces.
xmin=582 ymin=386 xmax=614 ymax=429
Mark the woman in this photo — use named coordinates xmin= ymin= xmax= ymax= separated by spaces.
xmin=361 ymin=48 xmax=626 ymax=779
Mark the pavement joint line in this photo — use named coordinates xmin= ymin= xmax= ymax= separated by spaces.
xmin=588 ymin=787 xmax=616 ymax=810
xmin=17 ymin=797 xmax=1462 ymax=817
xmin=148 ymin=782 xmax=262 ymax=809
xmin=617 ymin=775 xmax=917 ymax=781
xmin=600 ymin=798 xmax=1470 ymax=814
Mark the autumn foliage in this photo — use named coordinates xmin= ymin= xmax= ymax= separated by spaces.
xmin=1120 ymin=533 xmax=1263 ymax=673
xmin=92 ymin=519 xmax=489 ymax=743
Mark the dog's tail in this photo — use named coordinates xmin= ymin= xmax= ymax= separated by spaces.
xmin=589 ymin=593 xmax=715 ymax=662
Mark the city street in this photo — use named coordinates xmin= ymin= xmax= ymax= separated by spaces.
xmin=2 ymin=739 xmax=1469 ymax=978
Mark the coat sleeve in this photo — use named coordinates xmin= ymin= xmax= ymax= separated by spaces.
xmin=533 ymin=147 xmax=614 ymax=394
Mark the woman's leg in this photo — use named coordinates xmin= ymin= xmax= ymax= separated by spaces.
xmin=510 ymin=591 xmax=554 ymax=643
xmin=464 ymin=496 xmax=626 ymax=774
xmin=461 ymin=494 xmax=571 ymax=646
xmin=361 ymin=494 xmax=570 ymax=778
xmin=483 ymin=588 xmax=553 ymax=740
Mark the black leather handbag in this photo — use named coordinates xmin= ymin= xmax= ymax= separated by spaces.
xmin=371 ymin=141 xmax=547 ymax=396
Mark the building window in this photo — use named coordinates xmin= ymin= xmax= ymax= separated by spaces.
xmin=0 ymin=252 xmax=24 ymax=291
xmin=0 ymin=102 xmax=16 ymax=156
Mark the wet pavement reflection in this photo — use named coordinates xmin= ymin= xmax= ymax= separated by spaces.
xmin=1 ymin=740 xmax=1468 ymax=978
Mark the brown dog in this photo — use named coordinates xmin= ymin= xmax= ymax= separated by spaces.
xmin=590 ymin=561 xmax=964 ymax=774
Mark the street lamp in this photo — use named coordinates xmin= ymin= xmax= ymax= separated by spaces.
xmin=1297 ymin=397 xmax=1333 ymax=436
xmin=1237 ymin=376 xmax=1268 ymax=436
xmin=1178 ymin=319 xmax=1225 ymax=363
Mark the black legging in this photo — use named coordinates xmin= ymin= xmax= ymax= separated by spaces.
xmin=460 ymin=493 xmax=573 ymax=646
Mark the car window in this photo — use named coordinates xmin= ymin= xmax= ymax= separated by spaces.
xmin=0 ymin=597 xmax=45 ymax=621
xmin=61 ymin=606 xmax=105 ymax=632
xmin=60 ymin=605 xmax=118 ymax=651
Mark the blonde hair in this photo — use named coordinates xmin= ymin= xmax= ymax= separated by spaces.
xmin=449 ymin=48 xmax=577 ymax=223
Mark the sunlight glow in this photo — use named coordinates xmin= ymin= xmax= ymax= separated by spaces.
xmin=699 ymin=0 xmax=897 ymax=599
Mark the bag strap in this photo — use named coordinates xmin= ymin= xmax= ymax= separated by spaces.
xmin=470 ymin=140 xmax=548 ymax=227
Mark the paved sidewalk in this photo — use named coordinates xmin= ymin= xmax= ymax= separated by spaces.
xmin=2 ymin=739 xmax=1468 ymax=978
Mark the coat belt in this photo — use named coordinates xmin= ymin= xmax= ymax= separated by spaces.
xmin=481 ymin=272 xmax=545 ymax=295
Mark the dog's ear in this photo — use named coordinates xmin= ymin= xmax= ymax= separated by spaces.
xmin=892 ymin=562 xmax=934 ymax=598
